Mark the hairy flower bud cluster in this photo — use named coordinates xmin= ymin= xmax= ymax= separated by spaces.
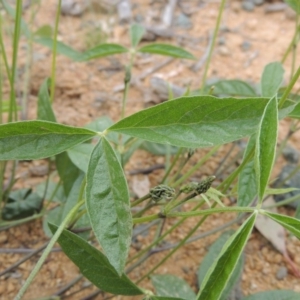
xmin=150 ymin=184 xmax=175 ymax=202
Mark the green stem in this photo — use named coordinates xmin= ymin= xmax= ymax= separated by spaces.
xmin=218 ymin=147 xmax=254 ymax=193
xmin=281 ymin=24 xmax=300 ymax=64
xmin=50 ymin=0 xmax=62 ymax=103
xmin=136 ymin=204 xmax=216 ymax=284
xmin=278 ymin=66 xmax=300 ymax=108
xmin=167 ymin=206 xmax=255 ymax=218
xmin=15 ymin=199 xmax=84 ymax=300
xmin=263 ymin=193 xmax=300 ymax=209
xmin=161 ymin=148 xmax=183 ymax=184
xmin=200 ymin=0 xmax=226 ymax=93
xmin=131 ymin=193 xmax=151 ymax=207
xmin=290 ymin=14 xmax=299 ymax=82
xmin=172 ymin=145 xmax=220 ymax=188
xmin=128 ymin=202 xmax=205 ymax=263
xmin=9 ymin=0 xmax=23 ymax=122
xmin=0 ymin=14 xmax=12 ymax=87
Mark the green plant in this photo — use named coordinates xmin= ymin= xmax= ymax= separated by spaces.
xmin=1 ymin=0 xmax=300 ymax=299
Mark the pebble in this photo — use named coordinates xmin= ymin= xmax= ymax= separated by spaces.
xmin=241 ymin=40 xmax=251 ymax=51
xmin=0 ymin=232 xmax=8 ymax=244
xmin=276 ymin=266 xmax=288 ymax=280
xmin=175 ymin=13 xmax=192 ymax=29
xmin=219 ymin=46 xmax=230 ymax=56
xmin=242 ymin=1 xmax=255 ymax=12
xmin=253 ymin=0 xmax=264 ymax=6
xmin=282 ymin=145 xmax=299 ymax=164
xmin=218 ymin=36 xmax=226 ymax=46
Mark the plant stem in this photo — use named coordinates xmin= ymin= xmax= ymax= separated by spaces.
xmin=15 ymin=199 xmax=84 ymax=300
xmin=50 ymin=0 xmax=62 ymax=103
xmin=128 ymin=202 xmax=205 ymax=263
xmin=9 ymin=0 xmax=23 ymax=122
xmin=136 ymin=204 xmax=217 ymax=284
xmin=172 ymin=145 xmax=220 ymax=188
xmin=278 ymin=66 xmax=300 ymax=108
xmin=200 ymin=0 xmax=226 ymax=93
xmin=281 ymin=24 xmax=300 ymax=64
xmin=167 ymin=206 xmax=255 ymax=218
xmin=131 ymin=193 xmax=151 ymax=207
xmin=290 ymin=14 xmax=299 ymax=82
xmin=161 ymin=148 xmax=183 ymax=184
xmin=263 ymin=193 xmax=300 ymax=209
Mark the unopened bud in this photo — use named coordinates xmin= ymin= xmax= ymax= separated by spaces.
xmin=150 ymin=184 xmax=175 ymax=202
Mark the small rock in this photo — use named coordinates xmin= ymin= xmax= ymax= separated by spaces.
xmin=241 ymin=40 xmax=251 ymax=51
xmin=276 ymin=266 xmax=288 ymax=280
xmin=174 ymin=13 xmax=192 ymax=29
xmin=29 ymin=165 xmax=48 ymax=176
xmin=285 ymin=6 xmax=297 ymax=20
xmin=242 ymin=1 xmax=255 ymax=12
xmin=253 ymin=0 xmax=264 ymax=6
xmin=282 ymin=145 xmax=299 ymax=164
xmin=61 ymin=0 xmax=87 ymax=16
xmin=219 ymin=46 xmax=230 ymax=56
xmin=218 ymin=36 xmax=226 ymax=45
xmin=134 ymin=14 xmax=144 ymax=23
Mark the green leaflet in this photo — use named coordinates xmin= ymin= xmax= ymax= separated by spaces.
xmin=151 ymin=274 xmax=196 ymax=300
xmin=109 ymin=96 xmax=271 ymax=148
xmin=207 ymin=79 xmax=257 ymax=97
xmin=260 ymin=62 xmax=284 ymax=97
xmin=0 ymin=121 xmax=96 ymax=160
xmin=262 ymin=211 xmax=300 ymax=239
xmin=198 ymin=230 xmax=244 ymax=300
xmin=238 ymin=134 xmax=257 ymax=207
xmin=197 ymin=213 xmax=256 ymax=300
xmin=86 ymin=137 xmax=132 ymax=275
xmin=130 ymin=23 xmax=145 ymax=48
xmin=255 ymin=96 xmax=278 ymax=203
xmin=138 ymin=43 xmax=195 ymax=60
xmin=37 ymin=78 xmax=56 ymax=122
xmin=67 ymin=143 xmax=94 ymax=173
xmin=35 ymin=38 xmax=128 ymax=61
xmin=49 ymin=224 xmax=143 ymax=296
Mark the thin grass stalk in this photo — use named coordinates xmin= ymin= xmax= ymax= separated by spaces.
xmin=50 ymin=0 xmax=62 ymax=103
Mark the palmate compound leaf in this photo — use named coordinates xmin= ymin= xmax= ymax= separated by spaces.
xmin=255 ymin=96 xmax=278 ymax=203
xmin=48 ymin=224 xmax=144 ymax=296
xmin=197 ymin=213 xmax=256 ymax=300
xmin=0 ymin=121 xmax=97 ymax=160
xmin=86 ymin=137 xmax=132 ymax=275
xmin=108 ymin=96 xmax=289 ymax=149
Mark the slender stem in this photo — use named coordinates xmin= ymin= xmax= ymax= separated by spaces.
xmin=131 ymin=193 xmax=151 ymax=207
xmin=281 ymin=24 xmax=300 ymax=64
xmin=50 ymin=0 xmax=62 ymax=103
xmin=0 ymin=13 xmax=12 ymax=87
xmin=278 ymin=67 xmax=300 ymax=108
xmin=136 ymin=204 xmax=217 ymax=284
xmin=161 ymin=148 xmax=183 ymax=184
xmin=263 ymin=193 xmax=300 ymax=209
xmin=128 ymin=202 xmax=205 ymax=263
xmin=218 ymin=147 xmax=254 ymax=193
xmin=15 ymin=199 xmax=85 ymax=300
xmin=290 ymin=14 xmax=299 ymax=82
xmin=167 ymin=206 xmax=255 ymax=218
xmin=172 ymin=145 xmax=220 ymax=188
xmin=200 ymin=0 xmax=226 ymax=93
xmin=9 ymin=0 xmax=23 ymax=122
